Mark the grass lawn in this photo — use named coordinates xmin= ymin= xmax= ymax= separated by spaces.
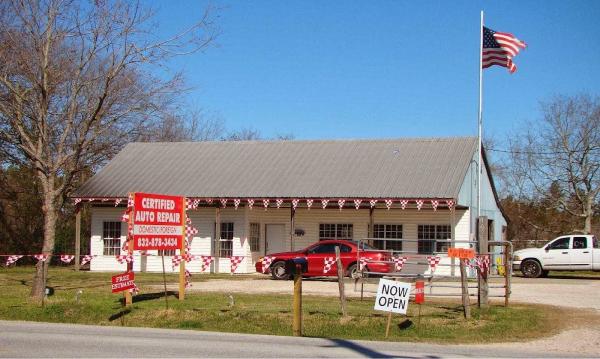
xmin=1 ymin=266 xmax=595 ymax=343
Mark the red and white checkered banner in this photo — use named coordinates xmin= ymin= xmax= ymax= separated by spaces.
xmin=359 ymin=257 xmax=369 ymax=271
xmin=292 ymin=199 xmax=299 ymax=210
xmin=247 ymin=199 xmax=255 ymax=210
xmin=369 ymin=199 xmax=377 ymax=208
xmin=186 ymin=198 xmax=194 ymax=210
xmin=233 ymin=199 xmax=241 ymax=210
xmin=431 ymin=200 xmax=439 ymax=211
xmin=323 ymin=257 xmax=335 ymax=274
xmin=276 ymin=199 xmax=283 ymax=208
xmin=171 ymin=255 xmax=185 ymax=270
xmin=81 ymin=255 xmax=96 ymax=266
xmin=261 ymin=256 xmax=274 ymax=273
xmin=74 ymin=198 xmax=82 ymax=205
xmin=393 ymin=256 xmax=408 ymax=271
xmin=385 ymin=199 xmax=393 ymax=210
xmin=200 ymin=255 xmax=213 ymax=272
xmin=5 ymin=255 xmax=23 ymax=266
xmin=475 ymin=255 xmax=490 ymax=278
xmin=185 ymin=269 xmax=192 ymax=288
xmin=127 ymin=194 xmax=134 ymax=208
xmin=129 ymin=283 xmax=140 ymax=295
xmin=220 ymin=198 xmax=228 ymax=208
xmin=400 ymin=199 xmax=408 ymax=210
xmin=416 ymin=199 xmax=424 ymax=210
xmin=263 ymin=199 xmax=270 ymax=210
xmin=321 ymin=199 xmax=329 ymax=209
xmin=114 ymin=198 xmax=122 ymax=207
xmin=230 ymin=256 xmax=244 ymax=273
xmin=338 ymin=199 xmax=345 ymax=211
xmin=446 ymin=199 xmax=455 ymax=210
xmin=116 ymin=254 xmax=134 ymax=264
xmin=354 ymin=199 xmax=362 ymax=210
xmin=427 ymin=256 xmax=441 ymax=271
xmin=185 ymin=217 xmax=198 ymax=239
xmin=60 ymin=255 xmax=75 ymax=264
xmin=121 ymin=212 xmax=129 ymax=222
xmin=306 ymin=199 xmax=313 ymax=210
xmin=33 ymin=254 xmax=50 ymax=262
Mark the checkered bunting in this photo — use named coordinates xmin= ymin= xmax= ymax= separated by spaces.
xmin=263 ymin=199 xmax=270 ymax=210
xmin=171 ymin=255 xmax=185 ymax=270
xmin=463 ymin=258 xmax=477 ymax=270
xmin=186 ymin=198 xmax=194 ymax=210
xmin=114 ymin=198 xmax=122 ymax=207
xmin=5 ymin=255 xmax=23 ymax=266
xmin=80 ymin=255 xmax=96 ymax=266
xmin=185 ymin=217 xmax=198 ymax=239
xmin=74 ymin=198 xmax=82 ymax=205
xmin=121 ymin=212 xmax=129 ymax=222
xmin=292 ymin=199 xmax=299 ymax=210
xmin=393 ymin=256 xmax=408 ymax=271
xmin=220 ymin=199 xmax=228 ymax=208
xmin=431 ymin=200 xmax=439 ymax=211
xmin=200 ymin=255 xmax=214 ymax=272
xmin=185 ymin=269 xmax=192 ymax=288
xmin=338 ymin=199 xmax=345 ymax=211
xmin=129 ymin=283 xmax=140 ymax=295
xmin=385 ymin=199 xmax=393 ymax=210
xmin=321 ymin=199 xmax=329 ymax=209
xmin=33 ymin=254 xmax=50 ymax=262
xmin=446 ymin=199 xmax=455 ymax=210
xmin=475 ymin=255 xmax=490 ymax=278
xmin=354 ymin=199 xmax=362 ymax=210
xmin=102 ymin=198 xmax=110 ymax=202
xmin=359 ymin=257 xmax=369 ymax=271
xmin=261 ymin=256 xmax=274 ymax=273
xmin=399 ymin=200 xmax=408 ymax=210
xmin=276 ymin=199 xmax=283 ymax=209
xmin=60 ymin=255 xmax=75 ymax=264
xmin=193 ymin=199 xmax=200 ymax=209
xmin=416 ymin=199 xmax=424 ymax=210
xmin=230 ymin=256 xmax=244 ymax=273
xmin=323 ymin=257 xmax=336 ymax=274
xmin=247 ymin=199 xmax=255 ymax=210
xmin=427 ymin=256 xmax=441 ymax=271
xmin=127 ymin=194 xmax=134 ymax=208
xmin=306 ymin=199 xmax=313 ymax=210
xmin=116 ymin=254 xmax=134 ymax=264
xmin=233 ymin=199 xmax=241 ymax=210
xmin=206 ymin=198 xmax=213 ymax=205
xmin=87 ymin=198 xmax=95 ymax=202
xmin=369 ymin=199 xmax=377 ymax=208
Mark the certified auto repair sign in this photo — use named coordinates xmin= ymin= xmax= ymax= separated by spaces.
xmin=132 ymin=192 xmax=184 ymax=250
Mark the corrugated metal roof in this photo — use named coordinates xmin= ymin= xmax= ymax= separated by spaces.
xmin=73 ymin=137 xmax=477 ymax=199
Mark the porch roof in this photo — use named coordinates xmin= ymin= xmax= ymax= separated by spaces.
xmin=73 ymin=137 xmax=477 ymax=199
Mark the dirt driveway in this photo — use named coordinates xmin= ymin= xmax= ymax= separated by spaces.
xmin=185 ymin=275 xmax=600 ymax=311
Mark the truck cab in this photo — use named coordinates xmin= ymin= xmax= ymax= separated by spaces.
xmin=513 ymin=235 xmax=600 ymax=277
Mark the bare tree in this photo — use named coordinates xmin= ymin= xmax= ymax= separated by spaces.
xmin=224 ymin=127 xmax=262 ymax=141
xmin=507 ymin=94 xmax=600 ymax=234
xmin=0 ymin=0 xmax=218 ymax=298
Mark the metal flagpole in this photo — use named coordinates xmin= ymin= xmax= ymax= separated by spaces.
xmin=477 ymin=10 xmax=484 ymax=219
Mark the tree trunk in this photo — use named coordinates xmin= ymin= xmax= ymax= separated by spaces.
xmin=584 ymin=198 xmax=593 ymax=234
xmin=30 ymin=181 xmax=58 ymax=298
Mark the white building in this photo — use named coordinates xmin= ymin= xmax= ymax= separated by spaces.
xmin=73 ymin=137 xmax=507 ymax=275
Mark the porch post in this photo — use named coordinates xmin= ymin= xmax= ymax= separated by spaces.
xmin=450 ymin=201 xmax=456 ymax=277
xmin=290 ymin=206 xmax=296 ymax=251
xmin=75 ymin=210 xmax=81 ymax=271
xmin=368 ymin=207 xmax=374 ymax=244
xmin=214 ymin=207 xmax=221 ymax=274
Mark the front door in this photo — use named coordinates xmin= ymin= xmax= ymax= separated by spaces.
xmin=265 ymin=224 xmax=286 ymax=255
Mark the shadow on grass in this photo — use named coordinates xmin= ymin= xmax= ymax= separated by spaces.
xmin=109 ymin=309 xmax=131 ymax=322
xmin=117 ymin=291 xmax=178 ymax=305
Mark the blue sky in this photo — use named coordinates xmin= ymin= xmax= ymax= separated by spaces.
xmin=154 ymin=1 xmax=600 ymax=146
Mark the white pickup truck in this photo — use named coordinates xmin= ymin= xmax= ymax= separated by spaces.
xmin=513 ymin=234 xmax=600 ymax=277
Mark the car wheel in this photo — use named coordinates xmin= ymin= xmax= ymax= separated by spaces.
xmin=270 ymin=261 xmax=290 ymax=280
xmin=347 ymin=263 xmax=368 ymax=279
xmin=521 ymin=259 xmax=543 ymax=278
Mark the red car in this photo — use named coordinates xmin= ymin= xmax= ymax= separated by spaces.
xmin=255 ymin=240 xmax=394 ymax=280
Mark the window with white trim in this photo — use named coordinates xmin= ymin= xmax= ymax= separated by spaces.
xmin=158 ymin=249 xmax=177 ymax=256
xmin=103 ymin=221 xmax=121 ymax=256
xmin=418 ymin=224 xmax=451 ymax=254
xmin=373 ymin=224 xmax=403 ymax=251
xmin=249 ymin=223 xmax=260 ymax=252
xmin=220 ymin=222 xmax=234 ymax=257
xmin=319 ymin=223 xmax=353 ymax=241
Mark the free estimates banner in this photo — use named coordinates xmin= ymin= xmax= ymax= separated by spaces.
xmin=132 ymin=192 xmax=184 ymax=250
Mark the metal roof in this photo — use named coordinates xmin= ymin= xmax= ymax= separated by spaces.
xmin=73 ymin=137 xmax=478 ymax=199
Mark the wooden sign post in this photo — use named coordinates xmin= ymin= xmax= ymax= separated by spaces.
xmin=448 ymin=247 xmax=474 ymax=319
xmin=374 ymin=278 xmax=411 ymax=338
xmin=414 ymin=281 xmax=425 ymax=328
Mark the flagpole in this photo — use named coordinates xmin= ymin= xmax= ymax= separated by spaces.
xmin=477 ymin=10 xmax=484 ymax=219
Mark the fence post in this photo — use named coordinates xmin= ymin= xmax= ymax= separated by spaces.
xmin=477 ymin=216 xmax=489 ymax=309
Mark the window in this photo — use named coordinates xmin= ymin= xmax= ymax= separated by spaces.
xmin=249 ymin=223 xmax=260 ymax=252
xmin=307 ymin=243 xmax=351 ymax=254
xmin=103 ymin=221 xmax=121 ymax=256
xmin=373 ymin=224 xmax=403 ymax=251
xmin=573 ymin=237 xmax=588 ymax=249
xmin=319 ymin=224 xmax=353 ymax=240
xmin=547 ymin=237 xmax=570 ymax=250
xmin=418 ymin=224 xmax=451 ymax=254
xmin=158 ymin=249 xmax=177 ymax=256
xmin=220 ymin=222 xmax=234 ymax=257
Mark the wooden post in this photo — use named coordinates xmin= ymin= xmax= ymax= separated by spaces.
xmin=450 ymin=204 xmax=455 ymax=276
xmin=125 ymin=193 xmax=134 ymax=306
xmin=335 ymin=246 xmax=347 ymax=317
xmin=459 ymin=259 xmax=471 ymax=319
xmin=214 ymin=207 xmax=221 ymax=274
xmin=368 ymin=207 xmax=374 ymax=246
xmin=290 ymin=207 xmax=295 ymax=251
xmin=161 ymin=254 xmax=169 ymax=309
xmin=385 ymin=312 xmax=392 ymax=338
xmin=292 ymin=266 xmax=303 ymax=336
xmin=75 ymin=210 xmax=81 ymax=271
xmin=477 ymin=216 xmax=489 ymax=309
xmin=504 ymin=243 xmax=511 ymax=307
xmin=179 ymin=198 xmax=186 ymax=301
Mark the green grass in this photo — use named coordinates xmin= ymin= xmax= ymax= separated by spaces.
xmin=0 ymin=266 xmax=591 ymax=343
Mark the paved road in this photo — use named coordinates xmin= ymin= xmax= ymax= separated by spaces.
xmin=0 ymin=320 xmax=590 ymax=358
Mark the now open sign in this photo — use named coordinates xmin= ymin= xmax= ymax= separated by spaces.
xmin=374 ymin=278 xmax=411 ymax=314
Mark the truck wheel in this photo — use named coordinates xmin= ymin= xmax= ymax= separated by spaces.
xmin=270 ymin=261 xmax=290 ymax=280
xmin=521 ymin=259 xmax=543 ymax=278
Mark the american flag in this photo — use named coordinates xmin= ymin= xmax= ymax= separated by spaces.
xmin=482 ymin=26 xmax=526 ymax=73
